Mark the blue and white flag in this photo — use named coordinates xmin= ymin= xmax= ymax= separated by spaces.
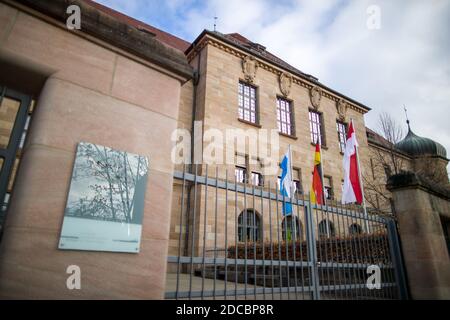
xmin=280 ymin=146 xmax=294 ymax=215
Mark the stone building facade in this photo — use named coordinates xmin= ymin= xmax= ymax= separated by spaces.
xmin=0 ymin=0 xmax=448 ymax=299
xmin=169 ymin=30 xmax=377 ymax=259
xmin=0 ymin=0 xmax=192 ymax=299
xmin=168 ymin=31 xmax=450 ymax=261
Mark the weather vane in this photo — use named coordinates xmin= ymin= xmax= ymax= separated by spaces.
xmin=214 ymin=16 xmax=218 ymax=32
xmin=404 ymin=105 xmax=410 ymax=129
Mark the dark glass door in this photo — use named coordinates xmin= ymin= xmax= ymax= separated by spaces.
xmin=0 ymin=86 xmax=33 ymax=234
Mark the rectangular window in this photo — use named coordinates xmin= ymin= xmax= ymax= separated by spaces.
xmin=309 ymin=110 xmax=325 ymax=145
xmin=336 ymin=121 xmax=347 ymax=153
xmin=293 ymin=168 xmax=303 ymax=194
xmin=238 ymin=82 xmax=257 ymax=124
xmin=294 ymin=180 xmax=302 ymax=194
xmin=324 ymin=176 xmax=333 ymax=200
xmin=277 ymin=97 xmax=294 ymax=136
xmin=251 ymin=172 xmax=263 ymax=186
xmin=277 ymin=168 xmax=302 ymax=194
xmin=235 ymin=166 xmax=247 ymax=184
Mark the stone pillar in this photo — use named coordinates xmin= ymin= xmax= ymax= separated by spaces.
xmin=387 ymin=172 xmax=450 ymax=299
xmin=0 ymin=0 xmax=192 ymax=299
xmin=0 ymin=74 xmax=182 ymax=299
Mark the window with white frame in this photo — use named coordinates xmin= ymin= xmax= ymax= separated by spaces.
xmin=309 ymin=110 xmax=325 ymax=145
xmin=324 ymin=176 xmax=333 ymax=200
xmin=337 ymin=121 xmax=347 ymax=153
xmin=238 ymin=81 xmax=257 ymax=124
xmin=235 ymin=166 xmax=247 ymax=184
xmin=251 ymin=171 xmax=263 ymax=186
xmin=277 ymin=97 xmax=294 ymax=136
xmin=293 ymin=168 xmax=302 ymax=194
xmin=277 ymin=168 xmax=302 ymax=194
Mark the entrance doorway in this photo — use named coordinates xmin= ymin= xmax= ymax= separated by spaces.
xmin=0 ymin=86 xmax=34 ymax=239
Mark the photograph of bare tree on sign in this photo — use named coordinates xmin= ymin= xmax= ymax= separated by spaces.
xmin=58 ymin=142 xmax=149 ymax=253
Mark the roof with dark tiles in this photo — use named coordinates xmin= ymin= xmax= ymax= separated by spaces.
xmin=366 ymin=127 xmax=394 ymax=149
xmin=86 ymin=0 xmax=190 ymax=52
xmin=188 ymin=30 xmax=370 ymax=111
xmin=84 ymin=1 xmax=370 ymax=112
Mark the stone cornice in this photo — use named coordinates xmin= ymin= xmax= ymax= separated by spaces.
xmin=387 ymin=171 xmax=450 ymax=200
xmin=187 ymin=32 xmax=370 ymax=115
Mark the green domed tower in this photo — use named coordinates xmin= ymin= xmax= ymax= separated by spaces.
xmin=395 ymin=121 xmax=449 ymax=184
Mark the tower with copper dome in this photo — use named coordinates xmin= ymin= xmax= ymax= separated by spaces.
xmin=395 ymin=120 xmax=449 ymax=185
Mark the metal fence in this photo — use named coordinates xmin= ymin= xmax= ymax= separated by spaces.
xmin=165 ymin=165 xmax=408 ymax=300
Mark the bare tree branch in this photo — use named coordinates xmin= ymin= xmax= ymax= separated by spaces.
xmin=365 ymin=112 xmax=407 ymax=214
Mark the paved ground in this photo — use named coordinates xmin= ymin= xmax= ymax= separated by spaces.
xmin=165 ymin=273 xmax=312 ymax=300
xmin=164 ymin=274 xmax=389 ymax=300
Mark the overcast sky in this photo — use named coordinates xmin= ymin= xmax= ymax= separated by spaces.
xmin=95 ymin=0 xmax=450 ymax=157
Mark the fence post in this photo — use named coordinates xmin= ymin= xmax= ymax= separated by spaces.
xmin=305 ymin=196 xmax=320 ymax=300
xmin=386 ymin=219 xmax=409 ymax=300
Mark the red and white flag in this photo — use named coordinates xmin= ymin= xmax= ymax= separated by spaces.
xmin=342 ymin=120 xmax=363 ymax=204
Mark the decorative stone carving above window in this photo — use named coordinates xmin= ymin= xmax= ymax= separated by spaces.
xmin=279 ymin=72 xmax=293 ymax=97
xmin=337 ymin=98 xmax=348 ymax=121
xmin=310 ymin=86 xmax=322 ymax=110
xmin=242 ymin=55 xmax=258 ymax=82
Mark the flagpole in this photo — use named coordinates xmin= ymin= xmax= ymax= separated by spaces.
xmin=318 ymin=138 xmax=329 ymax=238
xmin=351 ymin=118 xmax=370 ymax=233
xmin=288 ymin=144 xmax=294 ymax=218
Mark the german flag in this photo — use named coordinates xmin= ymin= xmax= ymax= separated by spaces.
xmin=310 ymin=143 xmax=325 ymax=205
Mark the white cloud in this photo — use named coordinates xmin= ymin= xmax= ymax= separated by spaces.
xmin=95 ymin=0 xmax=140 ymax=14
xmin=180 ymin=0 xmax=450 ymax=161
xmin=95 ymin=0 xmax=450 ymax=164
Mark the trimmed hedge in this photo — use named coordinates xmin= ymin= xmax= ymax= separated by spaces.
xmin=227 ymin=233 xmax=391 ymax=264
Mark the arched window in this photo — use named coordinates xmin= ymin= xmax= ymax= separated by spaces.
xmin=238 ymin=209 xmax=260 ymax=242
xmin=349 ymin=223 xmax=362 ymax=235
xmin=318 ymin=220 xmax=335 ymax=238
xmin=282 ymin=216 xmax=303 ymax=241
